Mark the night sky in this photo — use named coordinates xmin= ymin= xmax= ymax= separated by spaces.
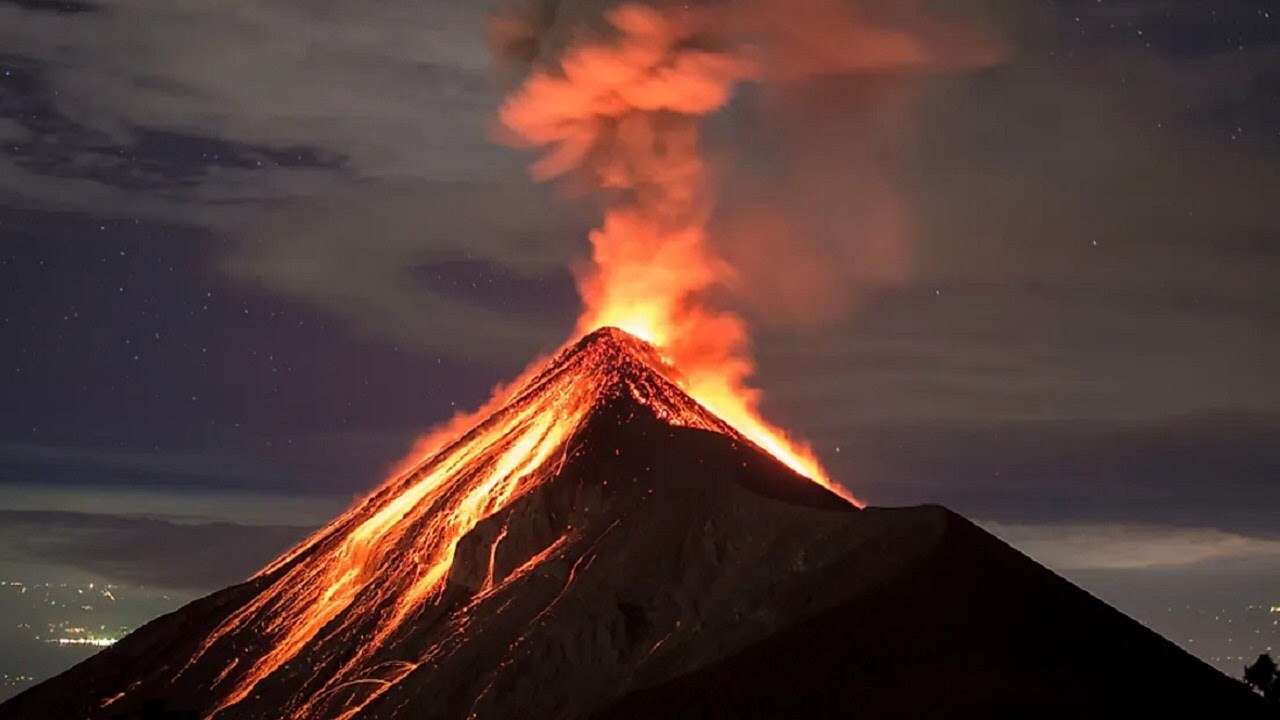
xmin=1 ymin=0 xmax=1278 ymax=689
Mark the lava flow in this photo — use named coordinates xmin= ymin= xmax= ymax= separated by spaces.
xmin=183 ymin=327 xmax=841 ymax=720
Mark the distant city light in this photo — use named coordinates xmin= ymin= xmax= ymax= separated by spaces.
xmin=50 ymin=637 xmax=116 ymax=648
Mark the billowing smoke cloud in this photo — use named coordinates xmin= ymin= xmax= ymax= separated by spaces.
xmin=714 ymin=0 xmax=1000 ymax=328
xmin=487 ymin=0 xmax=998 ymax=493
xmin=490 ymin=0 xmax=998 ymax=331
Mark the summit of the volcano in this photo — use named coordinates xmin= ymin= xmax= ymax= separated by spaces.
xmin=502 ymin=326 xmax=739 ymax=441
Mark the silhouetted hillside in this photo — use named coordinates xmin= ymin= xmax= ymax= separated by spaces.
xmin=1 ymin=329 xmax=1264 ymax=719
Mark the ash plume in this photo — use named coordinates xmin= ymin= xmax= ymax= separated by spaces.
xmin=488 ymin=0 xmax=998 ymax=483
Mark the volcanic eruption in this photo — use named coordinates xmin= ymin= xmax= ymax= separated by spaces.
xmin=0 ymin=1 xmax=1269 ymax=719
xmin=4 ymin=325 xmax=1265 ymax=720
xmin=491 ymin=1 xmax=845 ymax=498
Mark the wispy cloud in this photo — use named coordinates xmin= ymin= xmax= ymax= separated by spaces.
xmin=0 ymin=442 xmax=280 ymax=486
xmin=0 ymin=481 xmax=346 ymax=527
xmin=0 ymin=0 xmax=579 ymax=359
xmin=0 ymin=510 xmax=311 ymax=590
xmin=984 ymin=521 xmax=1280 ymax=570
xmin=0 ymin=116 xmax=26 ymax=143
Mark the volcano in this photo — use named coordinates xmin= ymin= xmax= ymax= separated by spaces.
xmin=0 ymin=327 xmax=1264 ymax=719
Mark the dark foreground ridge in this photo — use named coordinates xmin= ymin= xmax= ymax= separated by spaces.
xmin=1 ymin=328 xmax=1265 ymax=719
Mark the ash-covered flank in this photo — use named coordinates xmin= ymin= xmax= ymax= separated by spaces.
xmin=0 ymin=328 xmax=1265 ymax=719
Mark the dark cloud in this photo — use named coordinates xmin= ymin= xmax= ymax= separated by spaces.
xmin=0 ymin=0 xmax=97 ymax=14
xmin=0 ymin=482 xmax=347 ymax=527
xmin=0 ymin=54 xmax=342 ymax=194
xmin=982 ymin=520 xmax=1280 ymax=571
xmin=0 ymin=443 xmax=283 ymax=487
xmin=220 ymin=178 xmax=586 ymax=361
xmin=0 ymin=510 xmax=310 ymax=590
xmin=0 ymin=0 xmax=578 ymax=357
xmin=820 ymin=411 xmax=1280 ymax=535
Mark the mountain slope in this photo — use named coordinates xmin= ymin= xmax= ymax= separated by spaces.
xmin=0 ymin=327 xmax=1264 ymax=719
xmin=593 ymin=507 xmax=1265 ymax=719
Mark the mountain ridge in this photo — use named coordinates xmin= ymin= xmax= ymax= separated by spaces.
xmin=0 ymin=327 xmax=1265 ymax=719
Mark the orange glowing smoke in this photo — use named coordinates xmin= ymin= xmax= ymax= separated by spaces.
xmin=499 ymin=4 xmax=851 ymax=500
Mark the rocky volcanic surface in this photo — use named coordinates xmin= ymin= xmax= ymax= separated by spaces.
xmin=0 ymin=329 xmax=1265 ymax=719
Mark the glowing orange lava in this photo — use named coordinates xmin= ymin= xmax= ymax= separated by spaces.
xmin=575 ymin=213 xmax=842 ymax=498
xmin=185 ymin=328 xmax=786 ymax=720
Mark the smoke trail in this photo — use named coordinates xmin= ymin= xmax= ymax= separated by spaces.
xmin=497 ymin=2 xmax=749 ymax=372
xmin=490 ymin=0 xmax=996 ymax=491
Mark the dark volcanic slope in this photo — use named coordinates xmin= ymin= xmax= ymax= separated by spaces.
xmin=1 ymin=328 xmax=1265 ymax=720
xmin=593 ymin=507 xmax=1267 ymax=719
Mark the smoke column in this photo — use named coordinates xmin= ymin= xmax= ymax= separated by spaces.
xmin=491 ymin=0 xmax=995 ymax=496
